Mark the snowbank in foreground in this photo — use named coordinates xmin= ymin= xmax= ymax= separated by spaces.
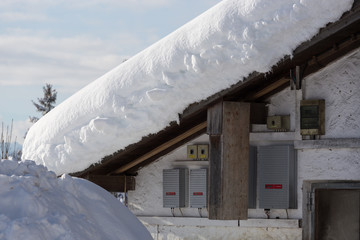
xmin=22 ymin=0 xmax=353 ymax=175
xmin=0 ymin=159 xmax=152 ymax=240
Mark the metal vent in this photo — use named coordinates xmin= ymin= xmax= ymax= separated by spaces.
xmin=163 ymin=169 xmax=188 ymax=208
xmin=189 ymin=169 xmax=208 ymax=208
xmin=248 ymin=146 xmax=257 ymax=209
xmin=258 ymin=145 xmax=297 ymax=209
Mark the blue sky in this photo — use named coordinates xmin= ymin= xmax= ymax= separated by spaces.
xmin=0 ymin=0 xmax=219 ymax=144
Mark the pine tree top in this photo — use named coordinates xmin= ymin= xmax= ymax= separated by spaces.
xmin=30 ymin=83 xmax=57 ymax=122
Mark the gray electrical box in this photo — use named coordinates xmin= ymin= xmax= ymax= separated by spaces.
xmin=248 ymin=146 xmax=257 ymax=209
xmin=189 ymin=169 xmax=208 ymax=208
xmin=163 ymin=169 xmax=188 ymax=208
xmin=258 ymin=145 xmax=297 ymax=209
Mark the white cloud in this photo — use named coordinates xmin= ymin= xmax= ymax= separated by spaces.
xmin=0 ymin=0 xmax=174 ymax=10
xmin=90 ymin=0 xmax=173 ymax=8
xmin=0 ymin=12 xmax=48 ymax=22
xmin=0 ymin=33 xmax=132 ymax=91
xmin=64 ymin=0 xmax=172 ymax=9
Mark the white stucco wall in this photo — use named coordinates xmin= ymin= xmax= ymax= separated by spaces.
xmin=128 ymin=48 xmax=360 ymax=239
xmin=304 ymin=50 xmax=360 ymax=138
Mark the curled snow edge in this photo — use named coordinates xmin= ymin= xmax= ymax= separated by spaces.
xmin=22 ymin=0 xmax=354 ymax=175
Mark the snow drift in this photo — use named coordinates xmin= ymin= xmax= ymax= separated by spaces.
xmin=0 ymin=159 xmax=152 ymax=240
xmin=22 ymin=0 xmax=354 ymax=175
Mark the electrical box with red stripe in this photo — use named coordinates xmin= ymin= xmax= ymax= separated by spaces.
xmin=163 ymin=168 xmax=188 ymax=208
xmin=258 ymin=145 xmax=297 ymax=209
xmin=189 ymin=169 xmax=208 ymax=208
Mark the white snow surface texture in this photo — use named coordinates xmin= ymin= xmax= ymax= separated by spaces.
xmin=22 ymin=0 xmax=353 ymax=175
xmin=0 ymin=159 xmax=152 ymax=240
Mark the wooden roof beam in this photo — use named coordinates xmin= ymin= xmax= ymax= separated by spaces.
xmin=246 ymin=77 xmax=290 ymax=101
xmin=111 ymin=121 xmax=207 ymax=174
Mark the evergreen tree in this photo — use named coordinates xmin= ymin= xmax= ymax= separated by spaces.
xmin=30 ymin=83 xmax=57 ymax=123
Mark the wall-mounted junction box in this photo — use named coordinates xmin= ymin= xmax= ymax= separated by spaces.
xmin=248 ymin=146 xmax=257 ymax=209
xmin=197 ymin=145 xmax=209 ymax=160
xmin=267 ymin=115 xmax=290 ymax=131
xmin=187 ymin=145 xmax=198 ymax=159
xmin=300 ymin=99 xmax=325 ymax=135
xmin=187 ymin=144 xmax=209 ymax=160
xmin=189 ymin=169 xmax=208 ymax=208
xmin=257 ymin=145 xmax=297 ymax=209
xmin=163 ymin=169 xmax=188 ymax=208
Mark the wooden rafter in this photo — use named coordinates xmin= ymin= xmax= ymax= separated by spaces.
xmin=111 ymin=121 xmax=207 ymax=174
xmin=247 ymin=77 xmax=290 ymax=101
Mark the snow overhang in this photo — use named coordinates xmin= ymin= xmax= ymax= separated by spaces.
xmin=72 ymin=1 xmax=360 ymax=187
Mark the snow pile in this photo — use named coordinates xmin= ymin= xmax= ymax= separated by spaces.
xmin=0 ymin=159 xmax=152 ymax=240
xmin=22 ymin=0 xmax=354 ymax=175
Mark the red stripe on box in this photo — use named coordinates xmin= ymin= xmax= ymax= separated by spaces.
xmin=265 ymin=184 xmax=283 ymax=189
xmin=193 ymin=192 xmax=203 ymax=196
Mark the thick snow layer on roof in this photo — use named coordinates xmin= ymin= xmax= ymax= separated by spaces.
xmin=22 ymin=0 xmax=353 ymax=175
xmin=0 ymin=159 xmax=152 ymax=240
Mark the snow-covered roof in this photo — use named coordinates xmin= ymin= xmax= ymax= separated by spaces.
xmin=0 ymin=159 xmax=152 ymax=239
xmin=22 ymin=0 xmax=354 ymax=175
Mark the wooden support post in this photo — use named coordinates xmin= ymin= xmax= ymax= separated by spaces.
xmin=207 ymin=101 xmax=250 ymax=220
xmin=86 ymin=175 xmax=135 ymax=192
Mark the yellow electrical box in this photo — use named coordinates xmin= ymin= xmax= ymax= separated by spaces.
xmin=300 ymin=99 xmax=325 ymax=135
xmin=187 ymin=145 xmax=198 ymax=159
xmin=267 ymin=115 xmax=290 ymax=131
xmin=267 ymin=116 xmax=282 ymax=129
xmin=197 ymin=145 xmax=209 ymax=160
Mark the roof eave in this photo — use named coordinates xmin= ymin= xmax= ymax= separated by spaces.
xmin=71 ymin=2 xmax=360 ymax=178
